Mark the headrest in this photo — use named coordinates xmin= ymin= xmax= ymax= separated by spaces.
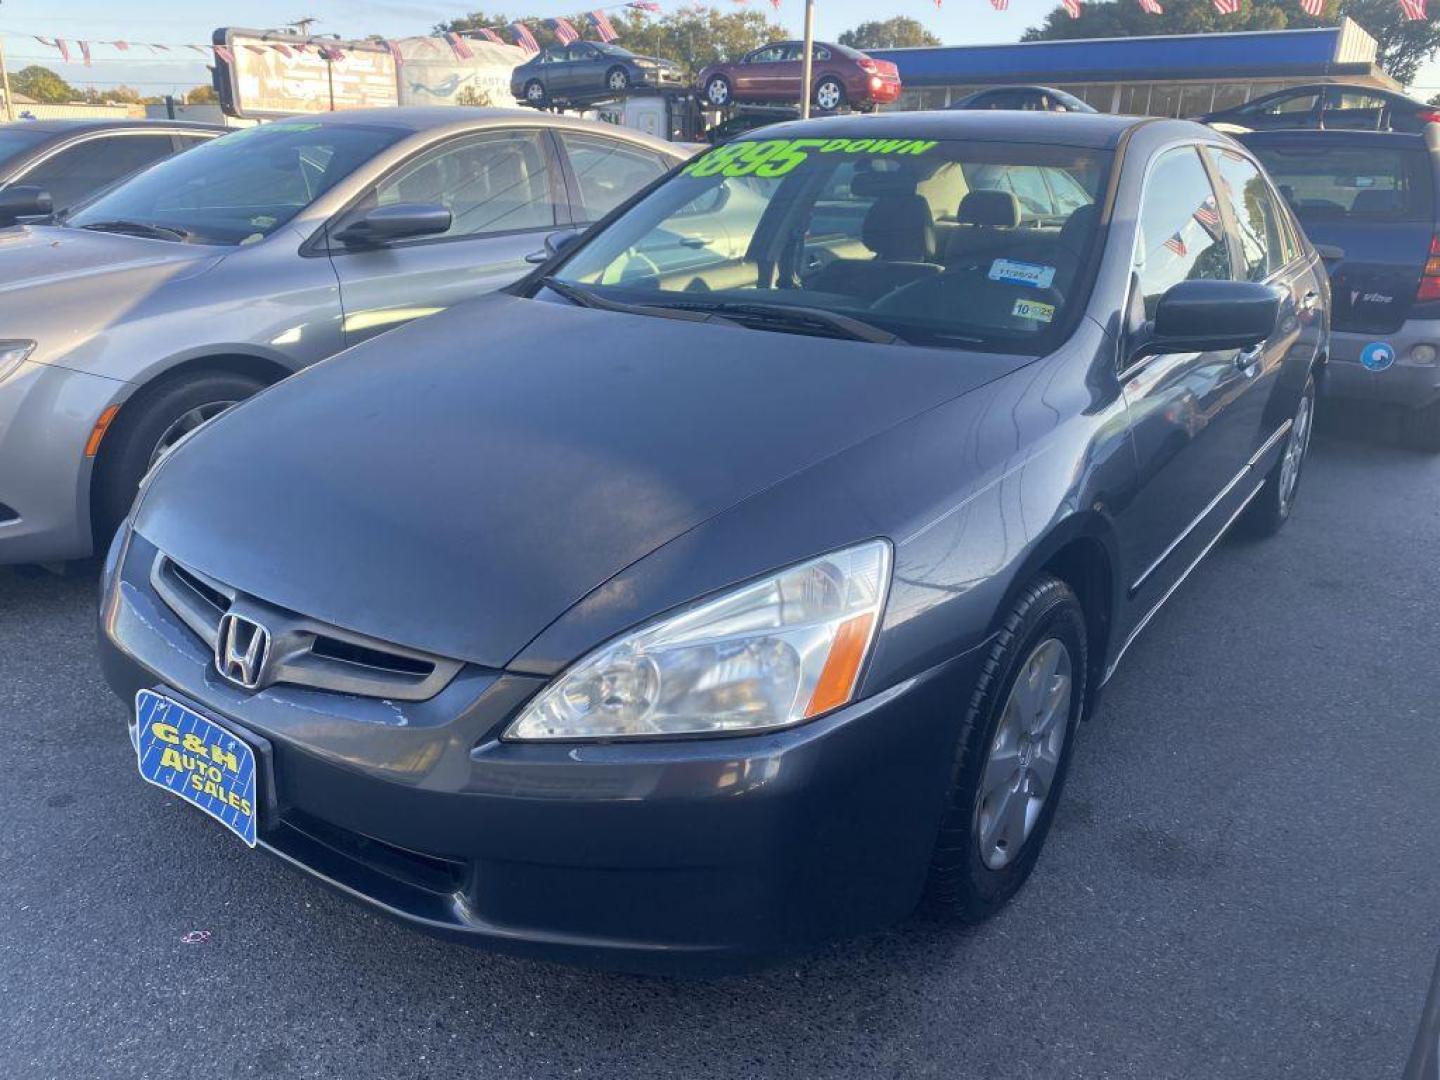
xmin=861 ymin=193 xmax=935 ymax=261
xmin=1351 ymin=188 xmax=1400 ymax=214
xmin=958 ymin=189 xmax=1022 ymax=228
xmin=1060 ymin=203 xmax=1099 ymax=248
xmin=851 ymin=167 xmax=917 ymax=198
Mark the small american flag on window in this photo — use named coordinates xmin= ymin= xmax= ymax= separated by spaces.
xmin=1164 ymin=232 xmax=1188 ymax=257
xmin=1399 ymin=0 xmax=1426 ymax=20
xmin=549 ymin=18 xmax=580 ymax=44
xmin=1193 ymin=196 xmax=1222 ymax=236
xmin=590 ymin=11 xmax=619 ymax=41
xmin=511 ymin=22 xmax=540 ymax=52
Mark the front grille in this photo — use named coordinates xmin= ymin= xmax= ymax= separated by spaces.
xmin=150 ymin=552 xmax=462 ymax=701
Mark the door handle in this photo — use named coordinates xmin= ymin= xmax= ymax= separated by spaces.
xmin=1236 ymin=343 xmax=1264 ymax=369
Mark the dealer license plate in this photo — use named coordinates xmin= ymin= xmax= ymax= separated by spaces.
xmin=135 ymin=690 xmax=258 ymax=847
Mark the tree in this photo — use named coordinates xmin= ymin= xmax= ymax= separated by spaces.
xmin=82 ymin=84 xmax=143 ymax=105
xmin=1023 ymin=0 xmax=1440 ymax=86
xmin=12 ymin=65 xmax=77 ymax=104
xmin=440 ymin=5 xmax=786 ymax=74
xmin=838 ymin=17 xmax=941 ymax=50
xmin=185 ymin=85 xmax=218 ymax=104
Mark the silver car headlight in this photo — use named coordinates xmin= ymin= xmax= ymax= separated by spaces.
xmin=505 ymin=539 xmax=892 ymax=741
xmin=0 ymin=340 xmax=35 ymax=382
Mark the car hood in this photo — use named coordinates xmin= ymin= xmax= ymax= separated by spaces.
xmin=135 ymin=292 xmax=1031 ymax=669
xmin=0 ymin=224 xmax=220 ymax=297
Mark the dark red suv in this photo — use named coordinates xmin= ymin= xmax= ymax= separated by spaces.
xmin=696 ymin=41 xmax=901 ymax=113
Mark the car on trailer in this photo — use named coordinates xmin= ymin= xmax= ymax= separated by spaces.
xmin=696 ymin=41 xmax=900 ymax=113
xmin=511 ymin=41 xmax=684 ymax=108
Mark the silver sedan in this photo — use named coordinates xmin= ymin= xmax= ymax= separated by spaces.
xmin=0 ymin=107 xmax=686 ymax=564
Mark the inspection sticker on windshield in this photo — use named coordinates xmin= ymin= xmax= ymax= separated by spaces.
xmin=1012 ymin=298 xmax=1056 ymax=323
xmin=989 ymin=259 xmax=1056 ymax=289
xmin=135 ymin=690 xmax=258 ymax=847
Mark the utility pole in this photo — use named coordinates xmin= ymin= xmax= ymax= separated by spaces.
xmin=798 ymin=0 xmax=815 ymax=120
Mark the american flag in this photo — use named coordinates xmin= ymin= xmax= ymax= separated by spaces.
xmin=445 ymin=31 xmax=475 ymax=59
xmin=78 ymin=40 xmax=92 ymax=66
xmin=213 ymin=44 xmax=235 ymax=65
xmin=991 ymin=0 xmax=1008 ymax=10
xmin=1164 ymin=232 xmax=1188 ymax=257
xmin=590 ymin=10 xmax=619 ymax=41
xmin=111 ymin=40 xmax=131 ymax=52
xmin=1193 ymin=196 xmax=1222 ymax=237
xmin=628 ymin=1 xmax=662 ymax=10
xmin=1400 ymin=0 xmax=1426 ymax=20
xmin=1299 ymin=0 xmax=1324 ymax=14
xmin=549 ymin=18 xmax=580 ymax=44
xmin=1138 ymin=0 xmax=1164 ymax=13
xmin=511 ymin=22 xmax=540 ymax=53
xmin=475 ymin=28 xmax=504 ymax=44
xmin=1063 ymin=0 xmax=1081 ymax=16
xmin=1212 ymin=0 xmax=1240 ymax=12
xmin=54 ymin=38 xmax=70 ymax=62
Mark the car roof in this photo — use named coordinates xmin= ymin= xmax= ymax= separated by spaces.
xmin=734 ymin=110 xmax=1172 ymax=149
xmin=7 ymin=118 xmax=227 ymax=135
xmin=286 ymin=105 xmax=687 ymax=157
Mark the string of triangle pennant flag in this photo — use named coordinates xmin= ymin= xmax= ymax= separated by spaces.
xmin=16 ymin=0 xmax=1433 ymax=67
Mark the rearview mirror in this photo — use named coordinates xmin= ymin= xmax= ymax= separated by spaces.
xmin=334 ymin=203 xmax=452 ymax=247
xmin=0 ymin=186 xmax=53 ymax=227
xmin=1131 ymin=279 xmax=1282 ymax=362
xmin=525 ymin=229 xmax=582 ymax=265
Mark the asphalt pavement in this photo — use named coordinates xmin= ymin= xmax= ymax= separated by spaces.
xmin=2 ymin=414 xmax=1439 ymax=1080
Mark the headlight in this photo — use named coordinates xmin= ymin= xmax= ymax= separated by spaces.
xmin=0 ymin=340 xmax=35 ymax=382
xmin=505 ymin=539 xmax=892 ymax=741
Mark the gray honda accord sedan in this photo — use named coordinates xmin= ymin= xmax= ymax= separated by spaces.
xmin=100 ymin=112 xmax=1328 ymax=973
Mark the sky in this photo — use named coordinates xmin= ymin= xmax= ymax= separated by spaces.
xmin=1 ymin=0 xmax=1438 ymax=98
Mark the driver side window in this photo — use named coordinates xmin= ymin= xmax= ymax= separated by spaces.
xmin=364 ymin=130 xmax=559 ymax=242
xmin=1134 ymin=146 xmax=1231 ymax=320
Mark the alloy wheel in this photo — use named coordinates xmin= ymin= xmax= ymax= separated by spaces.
xmin=815 ymin=80 xmax=842 ymax=111
xmin=147 ymin=401 xmax=236 ymax=470
xmin=1278 ymin=385 xmax=1314 ymax=515
xmin=608 ymin=69 xmax=628 ymax=92
xmin=972 ymin=637 xmax=1073 ymax=871
xmin=526 ymin=81 xmax=545 ymax=104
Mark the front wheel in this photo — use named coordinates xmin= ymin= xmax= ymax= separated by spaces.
xmin=1241 ymin=371 xmax=1316 ymax=537
xmin=92 ymin=372 xmax=267 ymax=545
xmin=606 ymin=66 xmax=630 ymax=94
xmin=704 ymin=75 xmax=732 ymax=107
xmin=925 ymin=575 xmax=1088 ymax=922
xmin=814 ymin=76 xmax=845 ymax=112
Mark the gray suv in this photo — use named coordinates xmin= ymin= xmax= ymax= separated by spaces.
xmin=0 ymin=107 xmax=686 ymax=564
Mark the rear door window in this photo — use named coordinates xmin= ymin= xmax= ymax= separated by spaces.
xmin=560 ymin=132 xmax=669 ymax=222
xmin=1205 ymin=147 xmax=1287 ymax=280
xmin=1246 ymin=143 xmax=1433 ymax=223
xmin=21 ymin=134 xmax=176 ymax=210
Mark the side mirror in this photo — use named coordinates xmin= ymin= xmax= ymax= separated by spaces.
xmin=1131 ymin=279 xmax=1282 ymax=363
xmin=334 ymin=203 xmax=452 ymax=247
xmin=525 ymin=229 xmax=582 ymax=265
xmin=0 ymin=185 xmax=53 ymax=227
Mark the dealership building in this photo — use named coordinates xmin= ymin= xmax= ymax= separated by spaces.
xmin=870 ymin=17 xmax=1397 ymax=116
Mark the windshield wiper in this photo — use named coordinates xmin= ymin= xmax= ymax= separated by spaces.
xmin=654 ymin=299 xmax=906 ymax=345
xmin=78 ymin=219 xmax=193 ymax=243
xmin=538 ymin=277 xmax=741 ymax=328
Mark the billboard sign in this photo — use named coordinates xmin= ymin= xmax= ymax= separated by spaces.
xmin=212 ymin=28 xmax=399 ymax=118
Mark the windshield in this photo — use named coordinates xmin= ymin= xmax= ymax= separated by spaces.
xmin=1248 ymin=143 xmax=1434 ymax=222
xmin=0 ymin=126 xmax=48 ymax=170
xmin=66 ymin=121 xmax=408 ymax=244
xmin=550 ymin=136 xmax=1111 ymax=352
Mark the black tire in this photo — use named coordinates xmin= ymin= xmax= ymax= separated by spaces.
xmin=606 ymin=66 xmax=630 ymax=94
xmin=92 ymin=371 xmax=267 ymax=543
xmin=1401 ymin=398 xmax=1440 ymax=452
xmin=1240 ymin=371 xmax=1316 ymax=538
xmin=523 ymin=79 xmax=547 ymax=108
xmin=704 ymin=75 xmax=732 ymax=108
xmin=814 ymin=76 xmax=846 ymax=112
xmin=925 ymin=575 xmax=1088 ymax=922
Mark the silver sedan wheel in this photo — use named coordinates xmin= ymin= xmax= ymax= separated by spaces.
xmin=973 ymin=637 xmax=1073 ymax=871
xmin=608 ymin=69 xmax=628 ymax=92
xmin=815 ymin=80 xmax=842 ymax=111
xmin=148 ymin=401 xmax=236 ymax=470
xmin=1278 ymin=385 xmax=1314 ymax=515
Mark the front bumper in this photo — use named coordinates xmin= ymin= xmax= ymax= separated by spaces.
xmin=100 ymin=531 xmax=979 ymax=974
xmin=1326 ymin=324 xmax=1440 ymax=409
xmin=0 ymin=359 xmax=125 ymax=564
